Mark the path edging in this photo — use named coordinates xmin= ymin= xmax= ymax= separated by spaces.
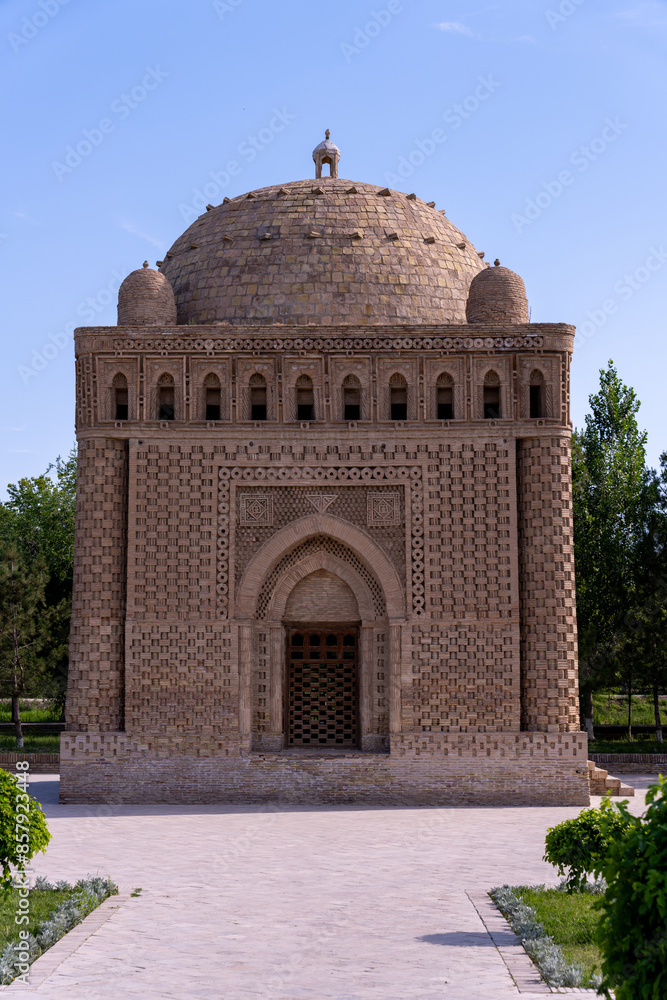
xmin=467 ymin=891 xmax=598 ymax=996
xmin=1 ymin=890 xmax=131 ymax=991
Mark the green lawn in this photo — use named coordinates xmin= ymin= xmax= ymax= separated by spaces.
xmin=0 ymin=734 xmax=60 ymax=754
xmin=0 ymin=701 xmax=60 ymax=724
xmin=593 ymin=691 xmax=667 ymax=726
xmin=0 ymin=700 xmax=61 ymax=754
xmin=0 ymin=887 xmax=75 ymax=950
xmin=516 ymin=887 xmax=602 ymax=987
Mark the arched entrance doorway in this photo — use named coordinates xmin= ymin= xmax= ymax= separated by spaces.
xmin=234 ymin=515 xmax=406 ymax=753
xmin=284 ymin=570 xmax=360 ymax=747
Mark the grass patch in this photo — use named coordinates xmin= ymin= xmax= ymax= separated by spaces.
xmin=0 ymin=887 xmax=75 ymax=948
xmin=0 ymin=734 xmax=60 ymax=754
xmin=591 ymin=738 xmax=667 ymax=754
xmin=0 ymin=701 xmax=60 ymax=725
xmin=0 ymin=877 xmax=117 ymax=985
xmin=516 ymin=887 xmax=602 ymax=986
xmin=592 ymin=692 xmax=667 ymax=726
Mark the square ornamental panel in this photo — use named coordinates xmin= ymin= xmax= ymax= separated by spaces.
xmin=367 ymin=492 xmax=401 ymax=527
xmin=239 ymin=494 xmax=274 ymax=527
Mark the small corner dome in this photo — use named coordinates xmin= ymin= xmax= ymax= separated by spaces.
xmin=466 ymin=261 xmax=529 ymax=325
xmin=117 ymin=261 xmax=177 ymax=326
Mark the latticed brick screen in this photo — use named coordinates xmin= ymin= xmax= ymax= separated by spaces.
xmin=256 ymin=536 xmax=386 ymax=619
xmin=234 ymin=484 xmax=406 ymax=589
xmin=67 ymin=438 xmax=128 ymax=731
xmin=125 ymin=621 xmax=236 ymax=738
xmin=517 ymin=436 xmax=579 ymax=732
xmin=407 ymin=622 xmax=519 ymax=732
xmin=287 ymin=630 xmax=358 ymax=746
xmin=424 ymin=441 xmax=513 ymax=620
xmin=132 ymin=445 xmax=216 ymax=618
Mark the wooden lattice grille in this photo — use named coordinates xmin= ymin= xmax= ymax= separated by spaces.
xmin=287 ymin=629 xmax=358 ymax=746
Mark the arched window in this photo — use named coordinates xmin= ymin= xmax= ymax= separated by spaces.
xmin=249 ymin=373 xmax=267 ymax=421
xmin=342 ymin=374 xmax=361 ymax=421
xmin=157 ymin=373 xmax=175 ymax=421
xmin=436 ymin=373 xmax=454 ymax=420
xmin=295 ymin=375 xmax=314 ymax=421
xmin=204 ymin=373 xmax=221 ymax=421
xmin=112 ymin=373 xmax=128 ymax=421
xmin=483 ymin=371 xmax=501 ymax=419
xmin=389 ymin=373 xmax=408 ymax=420
xmin=529 ymin=369 xmax=544 ymax=418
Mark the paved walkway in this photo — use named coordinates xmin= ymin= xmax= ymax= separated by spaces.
xmin=5 ymin=775 xmax=653 ymax=1000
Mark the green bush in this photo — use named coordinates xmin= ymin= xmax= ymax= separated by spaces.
xmin=596 ymin=775 xmax=667 ymax=1000
xmin=544 ymin=797 xmax=631 ymax=891
xmin=0 ymin=768 xmax=50 ymax=891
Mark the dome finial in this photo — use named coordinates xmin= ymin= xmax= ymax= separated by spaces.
xmin=143 ymin=260 xmax=149 ymax=268
xmin=313 ymin=130 xmax=340 ymax=179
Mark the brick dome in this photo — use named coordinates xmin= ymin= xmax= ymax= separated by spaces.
xmin=466 ymin=263 xmax=529 ymax=325
xmin=159 ymin=179 xmax=486 ymax=326
xmin=117 ymin=262 xmax=177 ymax=326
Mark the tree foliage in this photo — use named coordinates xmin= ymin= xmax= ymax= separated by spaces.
xmin=596 ymin=776 xmax=667 ymax=999
xmin=0 ymin=451 xmax=76 ymax=722
xmin=0 ymin=549 xmax=49 ymax=747
xmin=543 ymin=797 xmax=631 ymax=892
xmin=572 ymin=362 xmax=664 ymax=730
xmin=0 ymin=769 xmax=51 ymax=892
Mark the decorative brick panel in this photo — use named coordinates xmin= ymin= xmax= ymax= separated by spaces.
xmin=517 ymin=436 xmax=579 ymax=733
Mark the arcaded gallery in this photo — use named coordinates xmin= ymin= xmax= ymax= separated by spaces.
xmin=61 ymin=135 xmax=589 ymax=805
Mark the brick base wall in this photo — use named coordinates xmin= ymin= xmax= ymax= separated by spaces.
xmin=589 ymin=753 xmax=667 ymax=774
xmin=59 ymin=732 xmax=589 ymax=806
xmin=0 ymin=754 xmax=60 ymax=775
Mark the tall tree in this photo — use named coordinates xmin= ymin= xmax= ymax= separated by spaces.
xmin=572 ymin=362 xmax=659 ymax=738
xmin=0 ymin=450 xmax=76 ymax=715
xmin=0 ymin=547 xmax=48 ymax=748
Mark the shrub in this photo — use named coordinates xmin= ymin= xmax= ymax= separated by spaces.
xmin=0 ymin=768 xmax=50 ymax=891
xmin=596 ymin=775 xmax=667 ymax=1000
xmin=543 ymin=796 xmax=631 ymax=892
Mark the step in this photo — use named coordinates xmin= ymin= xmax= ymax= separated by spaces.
xmin=587 ymin=760 xmax=635 ymax=797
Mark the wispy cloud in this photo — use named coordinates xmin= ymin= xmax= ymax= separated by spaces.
xmin=433 ymin=22 xmax=537 ymax=44
xmin=615 ymin=1 xmax=667 ymax=25
xmin=117 ymin=220 xmax=165 ymax=250
xmin=434 ymin=21 xmax=476 ymax=35
xmin=11 ymin=210 xmax=39 ymax=226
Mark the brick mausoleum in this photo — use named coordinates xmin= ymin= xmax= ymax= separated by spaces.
xmin=61 ymin=134 xmax=589 ymax=805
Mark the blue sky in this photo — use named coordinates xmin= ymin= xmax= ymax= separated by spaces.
xmin=1 ymin=0 xmax=666 ymax=493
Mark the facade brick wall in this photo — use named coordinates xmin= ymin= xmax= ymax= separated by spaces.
xmin=64 ymin=261 xmax=584 ymax=801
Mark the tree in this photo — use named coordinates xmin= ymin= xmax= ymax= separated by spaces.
xmin=0 ymin=768 xmax=50 ymax=892
xmin=572 ymin=362 xmax=660 ymax=737
xmin=0 ymin=547 xmax=48 ymax=748
xmin=0 ymin=451 xmax=76 ymax=716
xmin=625 ymin=494 xmax=667 ymax=742
xmin=596 ymin=776 xmax=667 ymax=999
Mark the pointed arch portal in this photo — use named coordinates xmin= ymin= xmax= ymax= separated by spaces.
xmin=235 ymin=514 xmax=405 ymax=752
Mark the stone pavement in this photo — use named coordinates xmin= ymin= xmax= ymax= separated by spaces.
xmin=4 ymin=775 xmax=653 ymax=1000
